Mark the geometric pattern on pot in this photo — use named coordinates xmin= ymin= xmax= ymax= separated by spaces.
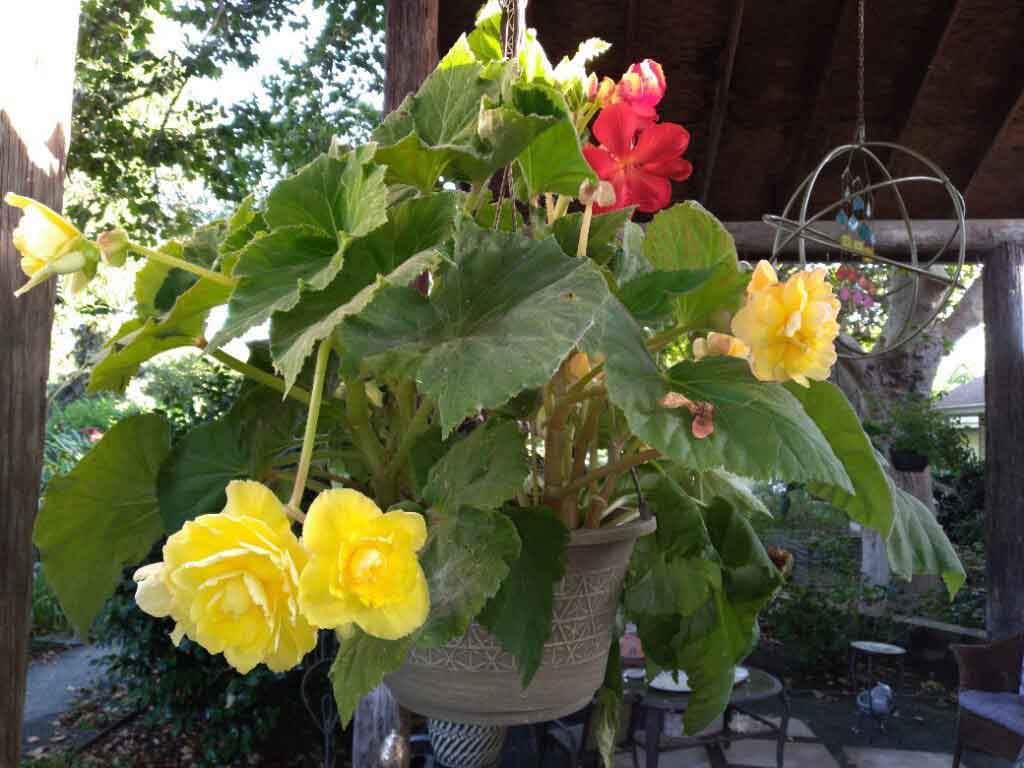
xmin=409 ymin=566 xmax=621 ymax=671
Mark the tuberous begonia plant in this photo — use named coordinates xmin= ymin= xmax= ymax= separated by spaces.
xmin=14 ymin=3 xmax=963 ymax=757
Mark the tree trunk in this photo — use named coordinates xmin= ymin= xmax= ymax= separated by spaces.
xmin=0 ymin=5 xmax=81 ymax=763
xmin=983 ymin=243 xmax=1024 ymax=640
xmin=384 ymin=0 xmax=439 ymax=113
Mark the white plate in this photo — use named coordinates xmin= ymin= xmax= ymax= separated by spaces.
xmin=649 ymin=666 xmax=750 ymax=693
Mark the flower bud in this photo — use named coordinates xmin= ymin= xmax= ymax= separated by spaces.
xmin=96 ymin=228 xmax=130 ymax=267
xmin=578 ymin=179 xmax=616 ymax=208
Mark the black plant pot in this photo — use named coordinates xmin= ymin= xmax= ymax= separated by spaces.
xmin=890 ymin=449 xmax=929 ymax=472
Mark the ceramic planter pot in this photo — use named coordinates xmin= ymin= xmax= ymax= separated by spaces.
xmin=386 ymin=516 xmax=657 ymax=725
xmin=890 ymin=449 xmax=929 ymax=472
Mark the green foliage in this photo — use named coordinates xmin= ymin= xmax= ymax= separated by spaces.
xmin=142 ymin=354 xmax=240 ymax=436
xmin=423 ymin=420 xmax=529 ymax=512
xmin=478 ymin=507 xmax=569 ymax=686
xmin=416 ymin=507 xmax=521 ymax=647
xmin=340 ymin=219 xmax=613 ymax=434
xmin=873 ymin=395 xmax=972 ymax=472
xmin=934 ymin=457 xmax=985 ymax=546
xmin=329 ymin=630 xmax=412 ymax=727
xmin=42 ymin=395 xmax=140 ymax=486
xmin=35 ymin=414 xmax=172 ymax=636
xmin=31 ymin=564 xmax=71 ymax=636
xmin=95 ymin=569 xmax=319 ymax=768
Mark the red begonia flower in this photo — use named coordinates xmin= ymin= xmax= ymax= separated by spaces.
xmin=612 ymin=59 xmax=666 ymax=124
xmin=581 ymin=103 xmax=693 ymax=214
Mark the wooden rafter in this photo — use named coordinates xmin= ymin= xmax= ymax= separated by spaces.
xmin=776 ymin=0 xmax=855 ymax=212
xmin=698 ymin=0 xmax=745 ymax=204
xmin=963 ymin=83 xmax=1024 ymax=203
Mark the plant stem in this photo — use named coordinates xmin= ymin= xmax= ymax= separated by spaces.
xmin=129 ymin=242 xmax=236 ymax=288
xmin=552 ymin=194 xmax=572 ymax=221
xmin=545 ymin=193 xmax=556 ymax=224
xmin=646 ymin=324 xmax=690 ymax=353
xmin=207 ymin=349 xmax=311 ymax=404
xmin=463 ymin=183 xmax=488 ymax=215
xmin=559 ymin=449 xmax=660 ymax=497
xmin=577 ymin=200 xmax=595 ymax=258
xmin=287 ymin=338 xmax=333 ymax=519
xmin=343 ymin=376 xmax=388 ymax=486
xmin=388 ymin=395 xmax=433 ymax=476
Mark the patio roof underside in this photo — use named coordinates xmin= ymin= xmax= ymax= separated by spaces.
xmin=438 ymin=0 xmax=1024 ymax=224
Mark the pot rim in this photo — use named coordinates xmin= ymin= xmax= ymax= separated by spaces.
xmin=566 ymin=514 xmax=657 ymax=547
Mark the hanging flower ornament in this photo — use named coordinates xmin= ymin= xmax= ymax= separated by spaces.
xmin=10 ymin=3 xmax=963 ymax=746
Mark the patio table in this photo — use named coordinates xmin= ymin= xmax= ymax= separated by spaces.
xmin=627 ymin=667 xmax=790 ymax=768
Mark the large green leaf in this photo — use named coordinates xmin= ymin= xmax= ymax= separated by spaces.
xmin=157 ymin=413 xmax=251 ymax=532
xmin=34 ymin=414 xmax=172 ymax=635
xmin=642 ymin=202 xmax=747 ymax=327
xmin=516 ymin=119 xmax=596 ymax=198
xmin=89 ymin=278 xmax=232 ymax=394
xmin=270 ymin=192 xmax=457 ymax=390
xmin=551 ymin=207 xmax=634 ymax=264
xmin=135 ymin=224 xmax=224 ymax=318
xmin=785 ymin=380 xmax=894 ymax=535
xmin=417 ymin=507 xmax=521 ymax=647
xmin=586 ymin=300 xmax=852 ymax=489
xmin=330 ymin=630 xmax=412 ymax=727
xmin=210 ymin=149 xmax=388 ymax=348
xmin=887 ymin=475 xmax=965 ymax=597
xmin=628 ymin=490 xmax=780 ymax=735
xmin=478 ymin=507 xmax=569 ymax=686
xmin=341 ymin=220 xmax=614 ymax=435
xmin=618 ymin=267 xmax=721 ymax=324
xmin=423 ymin=420 xmax=529 ymax=512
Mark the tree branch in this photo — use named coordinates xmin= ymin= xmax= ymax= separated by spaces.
xmin=936 ymin=275 xmax=984 ymax=346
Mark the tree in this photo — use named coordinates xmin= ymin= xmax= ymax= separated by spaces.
xmin=69 ymin=0 xmax=383 ymax=238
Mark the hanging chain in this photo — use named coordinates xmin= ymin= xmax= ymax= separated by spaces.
xmin=856 ymin=0 xmax=866 ymax=144
xmin=494 ymin=0 xmax=523 ymax=230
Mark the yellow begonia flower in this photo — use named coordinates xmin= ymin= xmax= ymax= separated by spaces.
xmin=133 ymin=480 xmax=317 ymax=674
xmin=299 ymin=489 xmax=429 ymax=641
xmin=730 ymin=260 xmax=840 ymax=387
xmin=4 ymin=192 xmax=97 ymax=297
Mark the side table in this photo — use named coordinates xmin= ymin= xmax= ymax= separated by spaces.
xmin=628 ymin=668 xmax=790 ymax=768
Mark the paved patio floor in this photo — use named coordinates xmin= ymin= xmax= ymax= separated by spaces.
xmin=605 ymin=690 xmax=1009 ymax=768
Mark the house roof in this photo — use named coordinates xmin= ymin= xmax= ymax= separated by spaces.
xmin=937 ymin=376 xmax=985 ymax=415
xmin=438 ymin=0 xmax=1024 ymax=222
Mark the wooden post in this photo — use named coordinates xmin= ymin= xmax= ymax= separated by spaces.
xmin=0 ymin=3 xmax=81 ymax=763
xmin=983 ymin=243 xmax=1024 ymax=640
xmin=384 ymin=0 xmax=439 ymax=113
xmin=352 ymin=2 xmax=440 ymax=765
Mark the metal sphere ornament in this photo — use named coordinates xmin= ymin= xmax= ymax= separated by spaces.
xmin=763 ymin=0 xmax=967 ymax=359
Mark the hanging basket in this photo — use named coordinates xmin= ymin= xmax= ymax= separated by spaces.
xmin=385 ymin=516 xmax=656 ymax=725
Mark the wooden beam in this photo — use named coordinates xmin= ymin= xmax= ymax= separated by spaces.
xmin=0 ymin=5 xmax=80 ymax=766
xmin=777 ymin=0 xmax=855 ymax=211
xmin=723 ymin=219 xmax=1024 ymax=260
xmin=983 ymin=241 xmax=1024 ymax=640
xmin=887 ymin=0 xmax=963 ymax=157
xmin=698 ymin=0 xmax=745 ymax=205
xmin=384 ymin=0 xmax=439 ymax=113
xmin=964 ymin=84 xmax=1024 ymax=202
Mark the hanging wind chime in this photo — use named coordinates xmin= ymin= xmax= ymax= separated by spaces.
xmin=763 ymin=0 xmax=967 ymax=358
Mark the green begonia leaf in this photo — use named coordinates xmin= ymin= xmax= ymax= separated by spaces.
xmin=210 ymin=149 xmax=388 ymax=349
xmin=34 ymin=414 xmax=171 ymax=635
xmin=89 ymin=278 xmax=232 ymax=394
xmin=584 ymin=299 xmax=852 ymax=490
xmin=784 ymin=380 xmax=894 ymax=535
xmin=478 ymin=507 xmax=569 ymax=686
xmin=423 ymin=420 xmax=529 ymax=512
xmin=887 ymin=474 xmax=966 ymax=597
xmin=270 ymin=192 xmax=457 ymax=390
xmin=157 ymin=413 xmax=251 ymax=532
xmin=551 ymin=207 xmax=634 ymax=264
xmin=330 ymin=630 xmax=413 ymax=727
xmin=417 ymin=507 xmax=521 ymax=647
xmin=516 ymin=119 xmax=597 ymax=198
xmin=618 ymin=267 xmax=721 ymax=323
xmin=341 ymin=220 xmax=614 ymax=435
xmin=135 ymin=224 xmax=224 ymax=318
xmin=642 ymin=202 xmax=747 ymax=327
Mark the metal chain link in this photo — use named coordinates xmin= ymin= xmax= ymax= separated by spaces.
xmin=856 ymin=0 xmax=866 ymax=143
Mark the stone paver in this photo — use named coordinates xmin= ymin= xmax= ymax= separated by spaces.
xmin=724 ymin=739 xmax=839 ymax=768
xmin=844 ymin=747 xmax=966 ymax=768
xmin=728 ymin=713 xmax=816 ymax=739
xmin=615 ymin=747 xmax=712 ymax=767
xmin=22 ymin=644 xmax=108 ymax=746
